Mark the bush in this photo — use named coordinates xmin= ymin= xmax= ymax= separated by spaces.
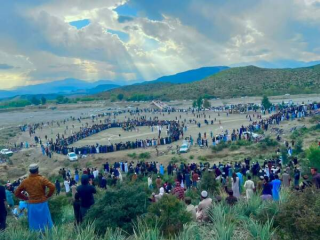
xmin=48 ymin=195 xmax=71 ymax=224
xmin=146 ymin=194 xmax=192 ymax=236
xmin=189 ymin=155 xmax=194 ymax=160
xmin=200 ymin=171 xmax=219 ymax=195
xmin=274 ymin=188 xmax=320 ymax=240
xmin=229 ymin=144 xmax=240 ymax=151
xmin=212 ymin=142 xmax=228 ymax=152
xmin=139 ymin=152 xmax=151 ymax=160
xmin=85 ymin=184 xmax=149 ymax=234
xmin=306 ymin=144 xmax=320 ymax=170
xmin=197 ymin=156 xmax=207 ymax=161
xmin=127 ymin=152 xmax=137 ymax=159
xmin=293 ymin=139 xmax=303 ymax=154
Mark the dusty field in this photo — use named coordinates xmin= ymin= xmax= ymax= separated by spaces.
xmin=0 ymin=95 xmax=319 ymax=181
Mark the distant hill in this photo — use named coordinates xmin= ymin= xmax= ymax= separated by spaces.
xmin=149 ymin=66 xmax=229 ymax=84
xmin=0 ymin=79 xmax=121 ymax=99
xmin=98 ymin=64 xmax=320 ymax=100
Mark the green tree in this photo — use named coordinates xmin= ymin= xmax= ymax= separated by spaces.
xmin=41 ymin=96 xmax=47 ymax=105
xmin=117 ymin=93 xmax=124 ymax=101
xmin=203 ymin=99 xmax=211 ymax=109
xmin=261 ymin=96 xmax=272 ymax=110
xmin=30 ymin=96 xmax=40 ymax=105
xmin=56 ymin=95 xmax=64 ymax=104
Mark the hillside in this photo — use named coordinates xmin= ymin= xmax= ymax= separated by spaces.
xmin=150 ymin=66 xmax=229 ymax=84
xmin=99 ymin=65 xmax=320 ymax=100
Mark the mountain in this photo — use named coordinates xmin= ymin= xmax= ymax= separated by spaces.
xmin=98 ymin=64 xmax=320 ymax=100
xmin=149 ymin=66 xmax=229 ymax=84
xmin=232 ymin=60 xmax=320 ymax=69
xmin=0 ymin=79 xmax=121 ymax=99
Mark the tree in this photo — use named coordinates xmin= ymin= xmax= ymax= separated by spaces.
xmin=30 ymin=96 xmax=40 ymax=105
xmin=117 ymin=93 xmax=124 ymax=101
xmin=192 ymin=97 xmax=203 ymax=110
xmin=41 ymin=96 xmax=47 ymax=105
xmin=56 ymin=95 xmax=64 ymax=104
xmin=261 ymin=96 xmax=272 ymax=110
xmin=203 ymin=99 xmax=211 ymax=109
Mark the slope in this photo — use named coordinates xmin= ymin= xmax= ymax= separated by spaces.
xmin=99 ymin=65 xmax=320 ymax=100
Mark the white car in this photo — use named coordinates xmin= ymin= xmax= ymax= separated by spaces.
xmin=180 ymin=141 xmax=191 ymax=153
xmin=243 ymin=132 xmax=260 ymax=139
xmin=0 ymin=149 xmax=13 ymax=156
xmin=67 ymin=152 xmax=78 ymax=161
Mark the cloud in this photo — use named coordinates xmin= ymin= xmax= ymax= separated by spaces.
xmin=0 ymin=0 xmax=320 ymax=88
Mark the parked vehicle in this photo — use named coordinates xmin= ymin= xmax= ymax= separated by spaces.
xmin=0 ymin=149 xmax=13 ymax=157
xmin=67 ymin=152 xmax=78 ymax=161
xmin=180 ymin=140 xmax=191 ymax=153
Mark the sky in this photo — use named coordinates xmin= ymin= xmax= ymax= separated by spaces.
xmin=0 ymin=0 xmax=320 ymax=89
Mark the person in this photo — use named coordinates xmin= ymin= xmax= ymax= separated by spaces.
xmin=185 ymin=197 xmax=196 ymax=221
xmin=5 ymin=187 xmax=14 ymax=208
xmin=243 ymin=175 xmax=255 ymax=200
xmin=281 ymin=170 xmax=291 ymax=188
xmin=55 ymin=179 xmax=61 ymax=195
xmin=71 ymin=184 xmax=77 ymax=199
xmin=196 ymin=191 xmax=212 ymax=222
xmin=156 ymin=176 xmax=162 ymax=189
xmin=271 ymin=175 xmax=281 ymax=201
xmin=155 ymin=187 xmax=165 ymax=202
xmin=76 ymin=174 xmax=96 ymax=219
xmin=311 ymin=168 xmax=320 ymax=189
xmin=14 ymin=164 xmax=55 ymax=231
xmin=172 ymin=182 xmax=185 ymax=200
xmin=301 ymin=175 xmax=312 ymax=190
xmin=192 ymin=172 xmax=199 ymax=188
xmin=225 ymin=190 xmax=238 ymax=206
xmin=261 ymin=177 xmax=273 ymax=201
xmin=73 ymin=192 xmax=82 ymax=225
xmin=0 ymin=183 xmax=7 ymax=230
xmin=231 ymin=173 xmax=240 ymax=199
xmin=148 ymin=176 xmax=153 ymax=190
xmin=64 ymin=178 xmax=70 ymax=193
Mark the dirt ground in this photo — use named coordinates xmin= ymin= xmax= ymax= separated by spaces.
xmin=0 ymin=95 xmax=319 ymax=181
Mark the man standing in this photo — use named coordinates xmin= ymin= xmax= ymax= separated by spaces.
xmin=77 ymin=175 xmax=96 ymax=219
xmin=244 ymin=175 xmax=255 ymax=200
xmin=0 ymin=183 xmax=7 ymax=230
xmin=15 ymin=164 xmax=55 ymax=231
xmin=281 ymin=170 xmax=291 ymax=188
xmin=311 ymin=168 xmax=320 ymax=189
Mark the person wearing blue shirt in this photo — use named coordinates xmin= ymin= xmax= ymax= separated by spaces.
xmin=271 ymin=175 xmax=281 ymax=201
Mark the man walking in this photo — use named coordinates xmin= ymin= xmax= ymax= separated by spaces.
xmin=15 ymin=164 xmax=55 ymax=231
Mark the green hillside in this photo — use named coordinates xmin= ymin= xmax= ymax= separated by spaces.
xmin=99 ymin=65 xmax=320 ymax=100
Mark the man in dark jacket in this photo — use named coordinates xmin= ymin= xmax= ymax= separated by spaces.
xmin=0 ymin=184 xmax=7 ymax=230
xmin=77 ymin=175 xmax=96 ymax=218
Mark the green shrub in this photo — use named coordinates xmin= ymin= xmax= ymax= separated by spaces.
xmin=197 ymin=156 xmax=207 ymax=161
xmin=139 ymin=152 xmax=151 ymax=160
xmin=293 ymin=139 xmax=303 ymax=154
xmin=127 ymin=152 xmax=137 ymax=159
xmin=85 ymin=184 xmax=149 ymax=234
xmin=274 ymin=188 xmax=320 ymax=240
xmin=48 ymin=195 xmax=71 ymax=224
xmin=189 ymin=155 xmax=194 ymax=160
xmin=146 ymin=194 xmax=192 ymax=236
xmin=200 ymin=171 xmax=219 ymax=195
xmin=212 ymin=142 xmax=228 ymax=152
xmin=306 ymin=144 xmax=320 ymax=170
xmin=229 ymin=144 xmax=240 ymax=151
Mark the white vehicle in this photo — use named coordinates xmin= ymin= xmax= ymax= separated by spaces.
xmin=0 ymin=149 xmax=13 ymax=156
xmin=180 ymin=140 xmax=191 ymax=153
xmin=67 ymin=152 xmax=78 ymax=161
xmin=243 ymin=132 xmax=260 ymax=139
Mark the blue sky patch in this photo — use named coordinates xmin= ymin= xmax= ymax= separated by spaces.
xmin=115 ymin=3 xmax=138 ymax=17
xmin=107 ymin=29 xmax=130 ymax=42
xmin=69 ymin=19 xmax=90 ymax=29
xmin=144 ymin=38 xmax=160 ymax=51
